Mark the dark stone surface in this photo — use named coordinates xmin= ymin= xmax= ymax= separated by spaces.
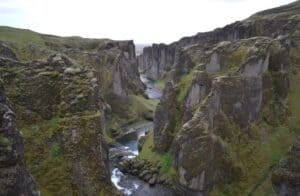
xmin=0 ymin=83 xmax=39 ymax=196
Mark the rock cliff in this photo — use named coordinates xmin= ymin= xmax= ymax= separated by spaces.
xmin=150 ymin=1 xmax=300 ymax=195
xmin=0 ymin=51 xmax=117 ymax=195
xmin=138 ymin=0 xmax=300 ymax=81
xmin=0 ymin=82 xmax=39 ymax=196
xmin=0 ymin=30 xmax=147 ymax=194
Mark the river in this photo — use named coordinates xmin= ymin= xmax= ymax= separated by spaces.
xmin=109 ymin=74 xmax=176 ymax=196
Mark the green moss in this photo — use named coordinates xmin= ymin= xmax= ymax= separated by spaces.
xmin=0 ymin=134 xmax=12 ymax=147
xmin=288 ymin=47 xmax=300 ymax=125
xmin=104 ymin=133 xmax=115 ymax=145
xmin=22 ymin=117 xmax=74 ymax=195
xmin=210 ymin=123 xmax=297 ymax=196
xmin=209 ymin=54 xmax=300 ymax=194
xmin=155 ymin=79 xmax=166 ymax=90
xmin=51 ymin=143 xmax=62 ymax=160
xmin=176 ymin=67 xmax=198 ymax=103
xmin=171 ymin=67 xmax=201 ymax=137
xmin=99 ymin=65 xmax=113 ymax=94
xmin=221 ymin=45 xmax=247 ymax=71
xmin=160 ymin=152 xmax=172 ymax=173
xmin=21 ymin=112 xmax=113 ymax=195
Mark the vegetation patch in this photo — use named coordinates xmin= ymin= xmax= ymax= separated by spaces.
xmin=155 ymin=79 xmax=166 ymax=90
xmin=176 ymin=66 xmax=198 ymax=103
xmin=137 ymin=130 xmax=161 ymax=162
xmin=22 ymin=117 xmax=74 ymax=195
xmin=210 ymin=125 xmax=297 ymax=196
xmin=160 ymin=152 xmax=172 ymax=173
xmin=0 ymin=26 xmax=46 ymax=47
xmin=221 ymin=45 xmax=247 ymax=71
xmin=121 ymin=95 xmax=158 ymax=124
xmin=138 ymin=130 xmax=175 ymax=175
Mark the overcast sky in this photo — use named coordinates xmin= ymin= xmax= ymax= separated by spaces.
xmin=0 ymin=0 xmax=296 ymax=44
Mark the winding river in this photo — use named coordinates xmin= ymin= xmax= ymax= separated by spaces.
xmin=109 ymin=74 xmax=176 ymax=196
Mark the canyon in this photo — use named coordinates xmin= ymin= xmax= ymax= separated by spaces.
xmin=0 ymin=1 xmax=300 ymax=196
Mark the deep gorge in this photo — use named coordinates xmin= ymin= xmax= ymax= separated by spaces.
xmin=0 ymin=1 xmax=300 ymax=196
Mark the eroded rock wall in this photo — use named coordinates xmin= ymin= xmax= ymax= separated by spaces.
xmin=138 ymin=1 xmax=300 ymax=80
xmin=0 ymin=82 xmax=39 ymax=196
xmin=0 ymin=51 xmax=117 ymax=195
xmin=152 ymin=1 xmax=300 ymax=195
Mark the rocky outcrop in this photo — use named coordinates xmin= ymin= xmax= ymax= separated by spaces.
xmin=138 ymin=44 xmax=176 ymax=80
xmin=156 ymin=36 xmax=289 ymax=149
xmin=0 ymin=52 xmax=117 ymax=195
xmin=138 ymin=1 xmax=300 ymax=80
xmin=272 ymin=137 xmax=300 ymax=196
xmin=118 ymin=159 xmax=173 ymax=186
xmin=152 ymin=1 xmax=300 ymax=195
xmin=0 ymin=31 xmax=146 ymax=127
xmin=57 ymin=39 xmax=145 ymax=99
xmin=182 ymin=72 xmax=212 ymax=123
xmin=0 ymin=43 xmax=18 ymax=60
xmin=0 ymin=83 xmax=39 ymax=196
xmin=0 ymin=28 xmax=152 ymax=194
xmin=169 ymin=38 xmax=290 ymax=194
xmin=153 ymin=81 xmax=177 ymax=152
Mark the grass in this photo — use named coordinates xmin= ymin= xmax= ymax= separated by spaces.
xmin=125 ymin=94 xmax=159 ymax=123
xmin=130 ymin=95 xmax=160 ymax=111
xmin=137 ymin=130 xmax=175 ymax=174
xmin=106 ymin=94 xmax=159 ymax=134
xmin=138 ymin=130 xmax=161 ymax=162
xmin=160 ymin=152 xmax=172 ymax=173
xmin=0 ymin=26 xmax=47 ymax=61
xmin=0 ymin=26 xmax=45 ymax=47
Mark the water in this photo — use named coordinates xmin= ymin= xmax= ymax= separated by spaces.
xmin=109 ymin=74 xmax=177 ymax=195
xmin=110 ymin=123 xmax=176 ymax=195
xmin=116 ymin=122 xmax=153 ymax=156
xmin=140 ymin=74 xmax=162 ymax=99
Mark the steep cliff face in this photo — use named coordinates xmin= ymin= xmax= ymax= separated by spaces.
xmin=42 ymin=36 xmax=144 ymax=98
xmin=0 ymin=44 xmax=118 ymax=194
xmin=151 ymin=1 xmax=300 ymax=195
xmin=49 ymin=38 xmax=148 ymax=127
xmin=138 ymin=0 xmax=300 ymax=80
xmin=138 ymin=44 xmax=176 ymax=80
xmin=0 ymin=27 xmax=145 ymax=124
xmin=0 ymin=82 xmax=39 ymax=195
